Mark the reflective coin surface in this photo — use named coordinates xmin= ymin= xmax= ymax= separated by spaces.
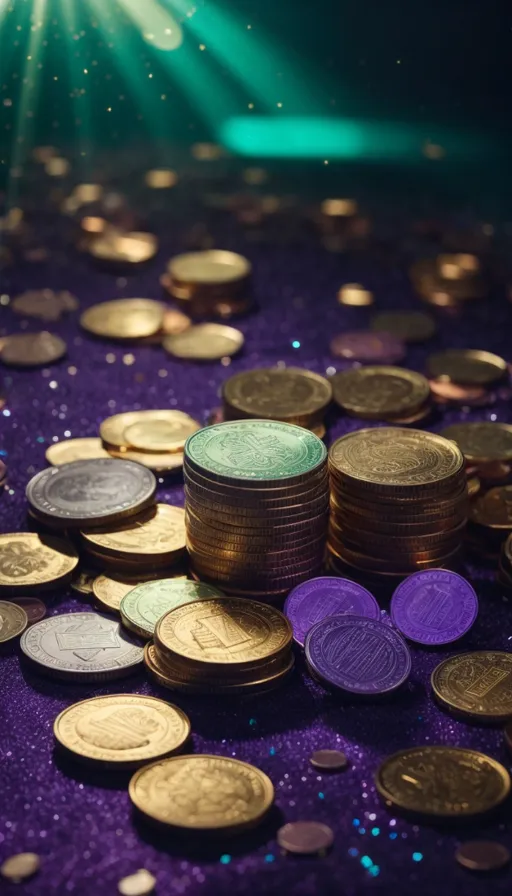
xmin=0 ymin=533 xmax=78 ymax=591
xmin=441 ymin=422 xmax=512 ymax=463
xmin=46 ymin=438 xmax=111 ymax=465
xmin=121 ymin=579 xmax=223 ymax=639
xmin=163 ymin=324 xmax=244 ymax=360
xmin=80 ymin=299 xmax=164 ymax=339
xmin=0 ymin=600 xmax=28 ymax=642
xmin=431 ymin=651 xmax=512 ymax=722
xmin=222 ymin=368 xmax=332 ymax=421
xmin=80 ymin=504 xmax=186 ymax=559
xmin=391 ymin=570 xmax=478 ymax=645
xmin=9 ymin=596 xmax=46 ymax=624
xmin=284 ymin=576 xmax=380 ymax=646
xmin=331 ymin=367 xmax=430 ymax=419
xmin=0 ymin=331 xmax=67 ymax=367
xmin=277 ymin=821 xmax=334 ymax=854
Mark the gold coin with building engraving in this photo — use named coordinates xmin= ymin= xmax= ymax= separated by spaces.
xmin=428 ymin=350 xmax=507 ymax=386
xmin=441 ymin=422 xmax=512 ymax=464
xmin=0 ymin=533 xmax=78 ymax=592
xmin=54 ymin=693 xmax=190 ymax=768
xmin=46 ymin=438 xmax=112 ymax=465
xmin=432 ymin=652 xmax=512 ymax=723
xmin=155 ymin=597 xmax=292 ymax=670
xmin=129 ymin=754 xmax=274 ymax=832
xmin=80 ymin=504 xmax=186 ymax=561
xmin=376 ymin=746 xmax=510 ymax=819
xmin=0 ymin=601 xmax=28 ymax=642
xmin=80 ymin=299 xmax=165 ymax=340
xmin=330 ymin=367 xmax=430 ymax=419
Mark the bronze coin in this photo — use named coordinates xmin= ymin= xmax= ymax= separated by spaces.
xmin=0 ymin=332 xmax=67 ymax=367
xmin=309 ymin=749 xmax=349 ymax=772
xmin=9 ymin=597 xmax=46 ymax=624
xmin=455 ymin=840 xmax=510 ymax=873
xmin=277 ymin=821 xmax=334 ymax=855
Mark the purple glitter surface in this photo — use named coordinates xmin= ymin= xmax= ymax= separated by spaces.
xmin=390 ymin=570 xmax=479 ymax=646
xmin=1 ymin=204 xmax=512 ymax=896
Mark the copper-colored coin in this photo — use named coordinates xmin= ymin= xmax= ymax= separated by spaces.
xmin=371 ymin=311 xmax=436 ymax=342
xmin=470 ymin=487 xmax=512 ymax=530
xmin=0 ymin=331 xmax=67 ymax=367
xmin=161 ymin=309 xmax=191 ymax=335
xmin=331 ymin=367 xmax=430 ymax=419
xmin=277 ymin=821 xmax=334 ymax=855
xmin=9 ymin=596 xmax=46 ymax=624
xmin=441 ymin=422 xmax=512 ymax=464
xmin=163 ymin=323 xmax=244 ymax=360
xmin=429 ymin=380 xmax=488 ymax=405
xmin=80 ymin=299 xmax=165 ymax=340
xmin=428 ymin=350 xmax=507 ymax=386
xmin=310 ymin=749 xmax=349 ymax=771
xmin=46 ymin=438 xmax=112 ymax=465
xmin=223 ymin=368 xmax=332 ymax=423
xmin=455 ymin=841 xmax=511 ymax=872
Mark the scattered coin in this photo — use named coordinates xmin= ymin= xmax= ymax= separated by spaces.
xmin=277 ymin=821 xmax=334 ymax=855
xmin=431 ymin=651 xmax=512 ymax=723
xmin=371 ymin=311 xmax=436 ymax=342
xmin=337 ymin=283 xmax=373 ymax=306
xmin=46 ymin=438 xmax=112 ymax=465
xmin=54 ymin=693 xmax=191 ymax=768
xmin=330 ymin=330 xmax=405 ymax=364
xmin=146 ymin=168 xmax=177 ymax=188
xmin=390 ymin=570 xmax=478 ymax=645
xmin=284 ymin=577 xmax=380 ymax=646
xmin=70 ymin=568 xmax=96 ymax=595
xmin=470 ymin=487 xmax=512 ymax=530
xmin=0 ymin=331 xmax=67 ymax=367
xmin=12 ymin=289 xmax=78 ymax=321
xmin=120 ymin=578 xmax=223 ymax=639
xmin=441 ymin=422 xmax=512 ymax=464
xmin=0 ymin=532 xmax=78 ymax=592
xmin=455 ymin=840 xmax=511 ymax=873
xmin=168 ymin=249 xmax=251 ymax=286
xmin=89 ymin=231 xmax=158 ymax=265
xmin=309 ymin=749 xmax=349 ymax=772
xmin=222 ymin=368 xmax=332 ymax=427
xmin=0 ymin=600 xmax=28 ymax=642
xmin=20 ymin=612 xmax=144 ymax=681
xmin=118 ymin=869 xmax=157 ymax=896
xmin=161 ymin=308 xmax=191 ymax=336
xmin=92 ymin=575 xmax=144 ymax=613
xmin=429 ymin=380 xmax=488 ymax=406
xmin=100 ymin=409 xmax=196 ymax=451
xmin=80 ymin=299 xmax=165 ymax=340
xmin=129 ymin=754 xmax=274 ymax=832
xmin=0 ymin=852 xmax=41 ymax=882
xmin=9 ymin=596 xmax=46 ymax=624
xmin=80 ymin=504 xmax=186 ymax=564
xmin=106 ymin=446 xmax=184 ymax=473
xmin=428 ymin=350 xmax=507 ymax=385
xmin=330 ymin=366 xmax=431 ymax=419
xmin=123 ymin=414 xmax=200 ymax=453
xmin=163 ymin=323 xmax=244 ymax=360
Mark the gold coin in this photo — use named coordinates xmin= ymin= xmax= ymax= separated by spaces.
xmin=337 ymin=283 xmax=373 ymax=306
xmin=0 ymin=853 xmax=40 ymax=882
xmin=0 ymin=600 xmax=28 ymax=642
xmin=163 ymin=324 xmax=244 ymax=360
xmin=371 ymin=311 xmax=436 ymax=342
xmin=168 ymin=250 xmax=251 ymax=286
xmin=80 ymin=299 xmax=165 ymax=340
xmin=155 ymin=597 xmax=292 ymax=670
xmin=161 ymin=308 xmax=191 ymax=335
xmin=330 ymin=366 xmax=430 ymax=419
xmin=129 ymin=754 xmax=274 ymax=832
xmin=106 ymin=447 xmax=184 ymax=472
xmin=470 ymin=487 xmax=512 ymax=530
xmin=92 ymin=572 xmax=187 ymax=614
xmin=0 ymin=533 xmax=78 ymax=592
xmin=54 ymin=693 xmax=190 ymax=768
xmin=118 ymin=869 xmax=156 ymax=896
xmin=145 ymin=168 xmax=177 ymax=189
xmin=123 ymin=415 xmax=200 ymax=453
xmin=89 ymin=231 xmax=158 ymax=265
xmin=432 ymin=652 xmax=512 ymax=723
xmin=81 ymin=504 xmax=186 ymax=561
xmin=376 ymin=746 xmax=510 ymax=819
xmin=46 ymin=438 xmax=111 ymax=465
xmin=222 ymin=368 xmax=332 ymax=422
xmin=101 ymin=409 xmax=199 ymax=451
xmin=70 ymin=568 xmax=96 ymax=594
xmin=441 ymin=422 xmax=512 ymax=464
xmin=428 ymin=350 xmax=507 ymax=385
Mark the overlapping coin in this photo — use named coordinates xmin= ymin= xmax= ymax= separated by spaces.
xmin=222 ymin=367 xmax=332 ymax=431
xmin=164 ymin=249 xmax=252 ymax=319
xmin=99 ymin=409 xmax=200 ymax=472
xmin=284 ymin=576 xmax=380 ymax=646
xmin=431 ymin=651 xmax=512 ymax=723
xmin=0 ymin=601 xmax=28 ymax=642
xmin=120 ymin=579 xmax=223 ymax=639
xmin=0 ymin=533 xmax=78 ymax=593
xmin=80 ymin=504 xmax=186 ymax=571
xmin=390 ymin=570 xmax=478 ymax=645
xmin=80 ymin=299 xmax=165 ymax=340
xmin=330 ymin=366 xmax=432 ymax=422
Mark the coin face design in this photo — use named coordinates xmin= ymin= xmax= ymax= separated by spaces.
xmin=129 ymin=754 xmax=274 ymax=831
xmin=0 ymin=533 xmax=78 ymax=588
xmin=331 ymin=367 xmax=430 ymax=417
xmin=20 ymin=613 xmax=143 ymax=680
xmin=54 ymin=694 xmax=190 ymax=767
xmin=284 ymin=577 xmax=380 ymax=646
xmin=442 ymin=423 xmax=512 ymax=463
xmin=376 ymin=747 xmax=510 ymax=818
xmin=81 ymin=505 xmax=186 ymax=557
xmin=0 ymin=601 xmax=28 ymax=642
xmin=121 ymin=579 xmax=223 ymax=638
xmin=431 ymin=651 xmax=512 ymax=721
xmin=223 ymin=368 xmax=332 ymax=419
xmin=185 ymin=420 xmax=327 ymax=482
xmin=391 ymin=570 xmax=478 ymax=645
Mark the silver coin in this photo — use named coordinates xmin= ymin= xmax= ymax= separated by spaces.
xmin=20 ymin=612 xmax=144 ymax=681
xmin=26 ymin=459 xmax=156 ymax=527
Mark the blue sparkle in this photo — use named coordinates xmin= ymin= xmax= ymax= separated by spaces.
xmin=220 ymin=855 xmax=231 ymax=865
xmin=0 ymin=449 xmax=6 ymax=457
xmin=2 ymin=410 xmax=11 ymax=417
xmin=269 ymin=747 xmax=276 ymax=756
xmin=412 ymin=852 xmax=423 ymax=863
xmin=360 ymin=855 xmax=373 ymax=869
xmin=318 ymin=792 xmax=325 ymax=799
xmin=36 ymin=436 xmax=45 ymax=443
xmin=264 ymin=854 xmax=275 ymax=863
xmin=389 ymin=832 xmax=398 ymax=840
xmin=249 ymin=718 xmax=257 ymax=727
xmin=371 ymin=827 xmax=380 ymax=836
xmin=417 ymin=715 xmax=423 ymax=722
xmin=358 ymin=827 xmax=366 ymax=835
xmin=348 ymin=848 xmax=359 ymax=858
xmin=292 ymin=340 xmax=301 ymax=348
xmin=369 ymin=865 xmax=380 ymax=877
xmin=352 ymin=818 xmax=360 ymax=827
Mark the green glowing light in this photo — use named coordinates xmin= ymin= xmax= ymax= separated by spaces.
xmin=118 ymin=0 xmax=183 ymax=51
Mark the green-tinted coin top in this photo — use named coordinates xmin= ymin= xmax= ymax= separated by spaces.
xmin=120 ymin=579 xmax=224 ymax=638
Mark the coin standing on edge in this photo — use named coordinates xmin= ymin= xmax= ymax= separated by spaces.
xmin=390 ymin=570 xmax=478 ymax=645
xmin=284 ymin=576 xmax=380 ymax=646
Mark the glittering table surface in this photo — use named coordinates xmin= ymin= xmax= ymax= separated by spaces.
xmin=1 ymin=200 xmax=512 ymax=896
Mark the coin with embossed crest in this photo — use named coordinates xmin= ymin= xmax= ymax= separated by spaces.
xmin=441 ymin=422 xmax=512 ymax=464
xmin=129 ymin=754 xmax=274 ymax=832
xmin=431 ymin=651 xmax=512 ymax=723
xmin=20 ymin=612 xmax=144 ymax=681
xmin=80 ymin=504 xmax=186 ymax=562
xmin=0 ymin=601 xmax=28 ymax=642
xmin=54 ymin=693 xmax=190 ymax=768
xmin=26 ymin=458 xmax=156 ymax=527
xmin=330 ymin=366 xmax=430 ymax=419
xmin=121 ymin=579 xmax=223 ymax=639
xmin=0 ymin=533 xmax=78 ymax=592
xmin=222 ymin=368 xmax=332 ymax=423
xmin=46 ymin=438 xmax=111 ymax=466
xmin=376 ymin=746 xmax=510 ymax=819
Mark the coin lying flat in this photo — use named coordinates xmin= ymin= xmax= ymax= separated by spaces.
xmin=441 ymin=422 xmax=512 ymax=464
xmin=46 ymin=438 xmax=112 ymax=465
xmin=80 ymin=504 xmax=186 ymax=562
xmin=26 ymin=458 xmax=156 ymax=527
xmin=20 ymin=612 xmax=144 ymax=681
xmin=371 ymin=311 xmax=436 ymax=342
xmin=455 ymin=840 xmax=511 ymax=873
xmin=0 ymin=853 xmax=40 ymax=882
xmin=277 ymin=821 xmax=334 ymax=854
xmin=428 ymin=350 xmax=507 ymax=385
xmin=470 ymin=487 xmax=512 ymax=530
xmin=391 ymin=570 xmax=478 ymax=645
xmin=106 ymin=447 xmax=184 ymax=473
xmin=431 ymin=651 xmax=512 ymax=723
xmin=0 ymin=600 xmax=28 ymax=642
xmin=122 ymin=412 xmax=200 ymax=453
xmin=168 ymin=250 xmax=251 ymax=285
xmin=100 ymin=410 xmax=197 ymax=451
xmin=70 ymin=568 xmax=96 ymax=595
xmin=337 ymin=283 xmax=373 ymax=306
xmin=0 ymin=533 xmax=78 ymax=592
xmin=309 ymin=749 xmax=349 ymax=771
xmin=222 ymin=368 xmax=332 ymax=423
xmin=92 ymin=572 xmax=186 ymax=614
xmin=330 ymin=366 xmax=430 ymax=419
xmin=284 ymin=576 xmax=380 ymax=646
xmin=376 ymin=746 xmax=510 ymax=819
xmin=118 ymin=869 xmax=157 ymax=896
xmin=89 ymin=232 xmax=158 ymax=265
xmin=0 ymin=332 xmax=67 ymax=367
xmin=12 ymin=289 xmax=78 ymax=321
xmin=163 ymin=323 xmax=244 ymax=360
xmin=9 ymin=596 xmax=46 ymax=624
xmin=54 ymin=693 xmax=190 ymax=768
xmin=129 ymin=754 xmax=274 ymax=832
xmin=120 ymin=579 xmax=223 ymax=639
xmin=80 ymin=299 xmax=165 ymax=340
xmin=330 ymin=331 xmax=405 ymax=364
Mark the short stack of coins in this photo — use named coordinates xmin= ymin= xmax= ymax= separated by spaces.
xmin=183 ymin=420 xmax=329 ymax=597
xmin=327 ymin=427 xmax=468 ymax=591
xmin=162 ymin=249 xmax=252 ymax=318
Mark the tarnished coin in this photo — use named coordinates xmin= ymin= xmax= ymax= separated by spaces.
xmin=123 ymin=413 xmax=200 ymax=453
xmin=330 ymin=366 xmax=430 ymax=419
xmin=330 ymin=331 xmax=405 ymax=364
xmin=305 ymin=616 xmax=411 ymax=695
xmin=441 ymin=422 xmax=512 ymax=464
xmin=120 ymin=578 xmax=223 ymax=639
xmin=12 ymin=289 xmax=78 ymax=321
xmin=455 ymin=841 xmax=511 ymax=873
xmin=376 ymin=746 xmax=510 ymax=819
xmin=222 ymin=368 xmax=332 ymax=422
xmin=310 ymin=749 xmax=349 ymax=772
xmin=428 ymin=350 xmax=507 ymax=385
xmin=284 ymin=576 xmax=380 ymax=646
xmin=9 ymin=596 xmax=46 ymax=624
xmin=46 ymin=438 xmax=111 ymax=465
xmin=0 ymin=331 xmax=67 ymax=367
xmin=163 ymin=323 xmax=244 ymax=360
xmin=391 ymin=570 xmax=478 ymax=645
xmin=80 ymin=299 xmax=165 ymax=339
xmin=0 ymin=853 xmax=40 ymax=882
xmin=54 ymin=693 xmax=190 ymax=768
xmin=0 ymin=600 xmax=28 ymax=642
xmin=118 ymin=869 xmax=157 ymax=896
xmin=0 ymin=533 xmax=78 ymax=592
xmin=80 ymin=504 xmax=186 ymax=562
xmin=371 ymin=311 xmax=436 ymax=342
xmin=168 ymin=249 xmax=251 ymax=286
xmin=129 ymin=754 xmax=274 ymax=832
xmin=20 ymin=612 xmax=144 ymax=681
xmin=277 ymin=821 xmax=334 ymax=855
xmin=470 ymin=487 xmax=512 ymax=530
xmin=432 ymin=651 xmax=512 ymax=723
xmin=26 ymin=458 xmax=156 ymax=526
xmin=88 ymin=231 xmax=158 ymax=265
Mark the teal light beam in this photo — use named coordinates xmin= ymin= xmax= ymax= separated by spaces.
xmin=116 ymin=0 xmax=183 ymax=50
xmin=60 ymin=0 xmax=93 ymax=172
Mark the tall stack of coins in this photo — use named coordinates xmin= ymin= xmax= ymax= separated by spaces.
xmin=184 ymin=420 xmax=329 ymax=596
xmin=222 ymin=368 xmax=332 ymax=436
xmin=162 ymin=250 xmax=252 ymax=318
xmin=327 ymin=428 xmax=467 ymax=589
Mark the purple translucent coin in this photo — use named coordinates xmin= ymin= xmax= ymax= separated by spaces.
xmin=284 ymin=576 xmax=380 ymax=646
xmin=330 ymin=331 xmax=406 ymax=364
xmin=305 ymin=615 xmax=411 ymax=695
xmin=390 ymin=569 xmax=478 ymax=646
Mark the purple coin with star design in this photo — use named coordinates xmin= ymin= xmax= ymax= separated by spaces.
xmin=284 ymin=576 xmax=380 ymax=646
xmin=305 ymin=615 xmax=411 ymax=695
xmin=390 ymin=569 xmax=478 ymax=646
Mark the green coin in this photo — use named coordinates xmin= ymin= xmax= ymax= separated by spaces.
xmin=120 ymin=579 xmax=224 ymax=639
xmin=184 ymin=420 xmax=327 ymax=485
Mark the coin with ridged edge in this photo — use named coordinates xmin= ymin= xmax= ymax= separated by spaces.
xmin=129 ymin=754 xmax=274 ymax=832
xmin=0 ymin=533 xmax=78 ymax=592
xmin=330 ymin=367 xmax=430 ymax=419
xmin=431 ymin=651 xmax=512 ymax=723
xmin=80 ymin=504 xmax=186 ymax=561
xmin=0 ymin=601 xmax=28 ymax=642
xmin=120 ymin=579 xmax=224 ymax=639
xmin=441 ymin=422 xmax=512 ymax=464
xmin=222 ymin=368 xmax=332 ymax=422
xmin=54 ymin=693 xmax=190 ymax=768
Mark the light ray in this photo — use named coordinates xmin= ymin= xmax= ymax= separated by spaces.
xmin=117 ymin=0 xmax=183 ymax=51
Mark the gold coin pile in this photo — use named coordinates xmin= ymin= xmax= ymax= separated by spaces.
xmin=148 ymin=596 xmax=294 ymax=694
xmin=330 ymin=366 xmax=432 ymax=424
xmin=162 ymin=249 xmax=252 ymax=319
xmin=222 ymin=367 xmax=332 ymax=435
xmin=411 ymin=253 xmax=487 ymax=307
xmin=327 ymin=428 xmax=467 ymax=589
xmin=99 ymin=409 xmax=201 ymax=471
xmin=184 ymin=420 xmax=329 ymax=596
